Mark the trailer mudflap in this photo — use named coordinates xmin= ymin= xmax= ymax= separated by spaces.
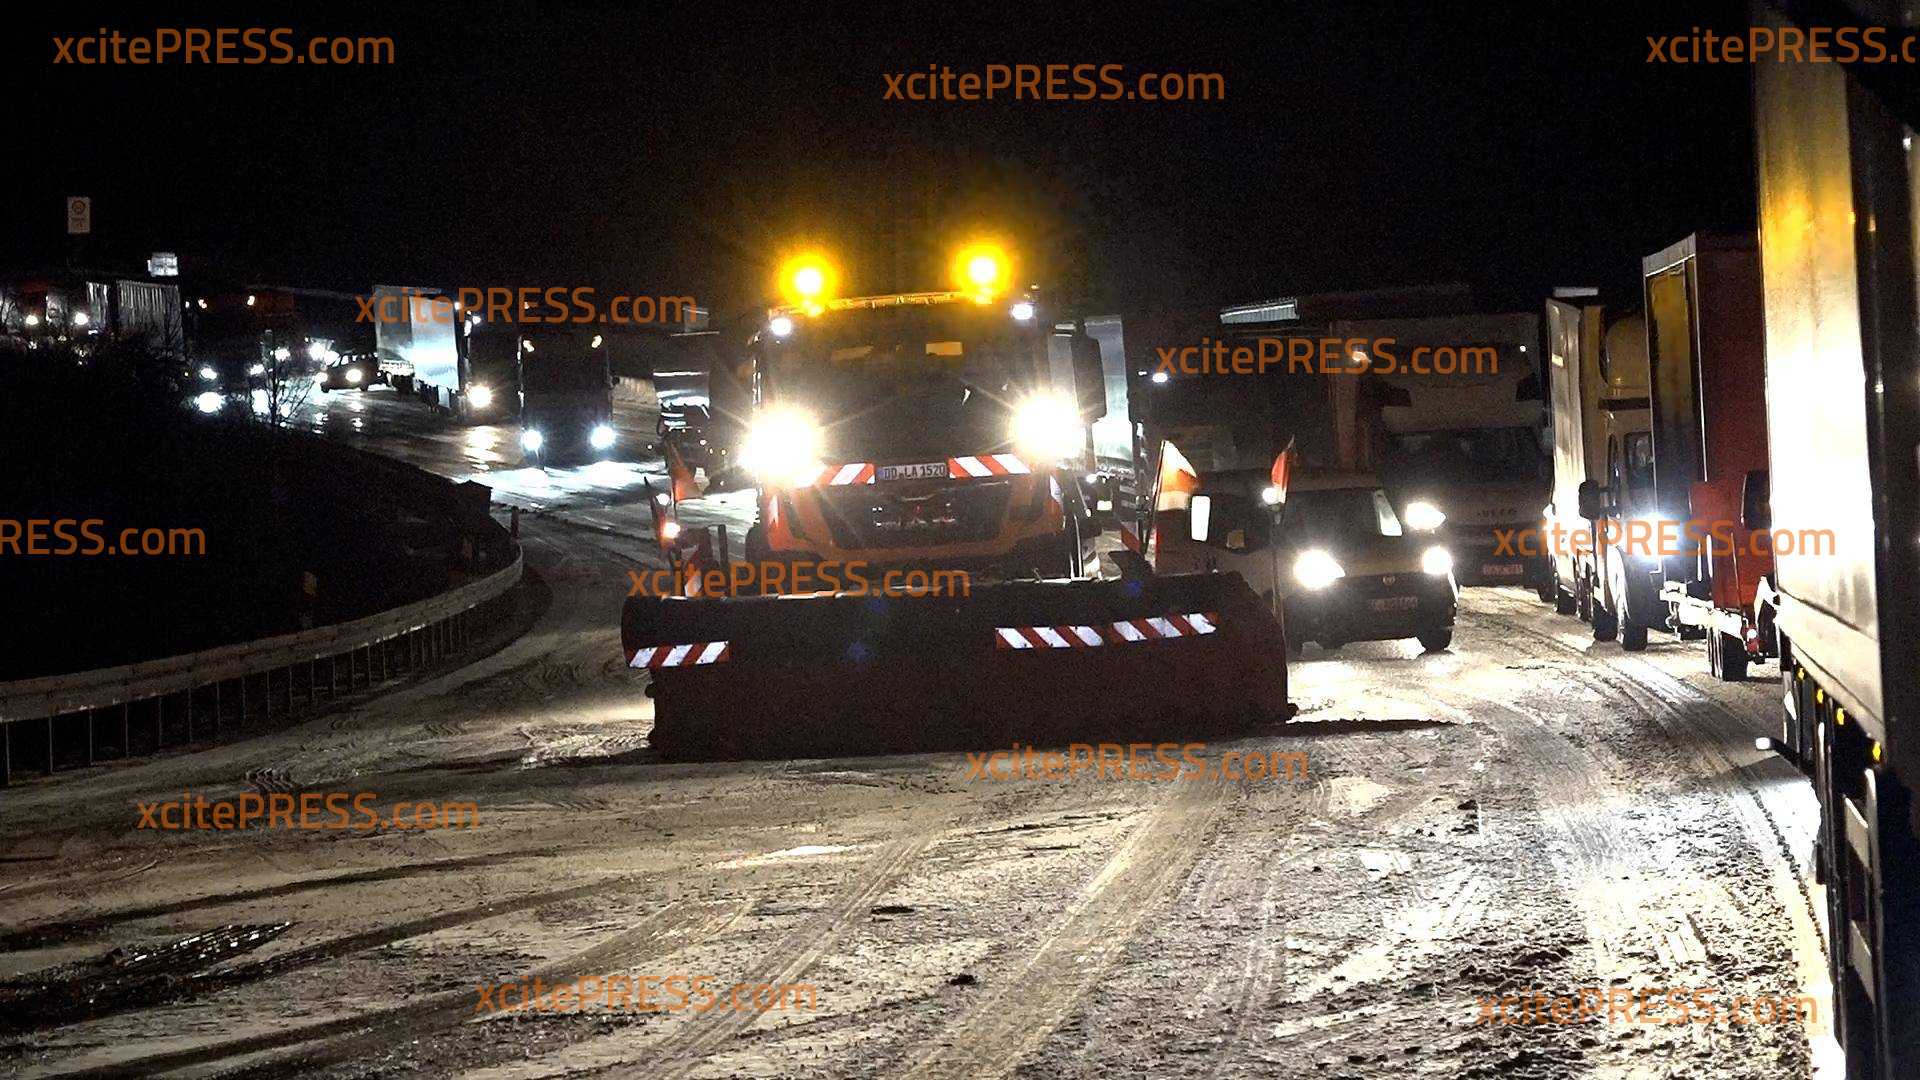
xmin=623 ymin=572 xmax=1290 ymax=760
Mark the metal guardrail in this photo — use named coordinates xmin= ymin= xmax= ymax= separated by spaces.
xmin=0 ymin=551 xmax=520 ymax=786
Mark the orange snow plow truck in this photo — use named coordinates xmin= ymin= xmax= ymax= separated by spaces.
xmin=621 ymin=248 xmax=1291 ymax=759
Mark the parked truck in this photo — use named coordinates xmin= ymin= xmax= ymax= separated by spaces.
xmin=1573 ymin=236 xmax=1765 ymax=652
xmin=1542 ymin=299 xmax=1660 ymax=641
xmin=1753 ymin=10 xmax=1920 ymax=1075
xmin=1635 ymin=235 xmax=1775 ymax=678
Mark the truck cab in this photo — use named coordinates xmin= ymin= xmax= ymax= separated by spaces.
xmin=515 ymin=327 xmax=615 ymax=465
xmin=736 ymin=290 xmax=1105 ymax=579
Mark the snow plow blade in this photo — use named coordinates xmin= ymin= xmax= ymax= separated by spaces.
xmin=623 ymin=573 xmax=1290 ymax=761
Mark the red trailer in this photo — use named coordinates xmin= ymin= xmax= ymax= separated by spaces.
xmin=1640 ymin=234 xmax=1773 ymax=679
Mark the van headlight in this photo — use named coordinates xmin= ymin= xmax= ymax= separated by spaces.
xmin=520 ymin=428 xmax=544 ymax=452
xmin=1010 ymin=392 xmax=1081 ymax=462
xmin=589 ymin=424 xmax=616 ymax=450
xmin=741 ymin=406 xmax=823 ymax=486
xmin=1293 ymin=549 xmax=1345 ymax=590
xmin=1421 ymin=546 xmax=1453 ymax=576
xmin=1403 ymin=500 xmax=1445 ymax=531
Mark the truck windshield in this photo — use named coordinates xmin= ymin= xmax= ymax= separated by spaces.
xmin=1279 ymin=488 xmax=1404 ymax=540
xmin=764 ymin=305 xmax=1048 ymax=458
xmin=518 ymin=332 xmax=607 ymax=394
xmin=1383 ymin=427 xmax=1545 ymax=484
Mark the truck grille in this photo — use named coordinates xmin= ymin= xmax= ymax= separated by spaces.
xmin=815 ymin=480 xmax=1012 ymax=549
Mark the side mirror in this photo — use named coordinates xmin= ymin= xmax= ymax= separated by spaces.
xmin=1070 ymin=334 xmax=1107 ymax=421
xmin=1742 ymin=470 xmax=1771 ymax=531
xmin=1577 ymin=479 xmax=1604 ymax=520
xmin=1189 ymin=495 xmax=1211 ymax=542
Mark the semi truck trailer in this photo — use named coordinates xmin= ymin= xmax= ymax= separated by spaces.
xmin=1753 ymin=8 xmax=1920 ymax=1075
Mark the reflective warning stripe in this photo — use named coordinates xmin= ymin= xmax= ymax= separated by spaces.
xmin=993 ymin=612 xmax=1220 ymax=649
xmin=630 ymin=641 xmax=731 ymax=668
xmin=797 ymin=463 xmax=877 ymax=487
xmin=948 ymin=454 xmax=1030 ymax=478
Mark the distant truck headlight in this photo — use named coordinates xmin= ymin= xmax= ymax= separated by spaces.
xmin=741 ymin=406 xmax=824 ymax=486
xmin=1421 ymin=546 xmax=1454 ymax=576
xmin=72 ymin=311 xmax=90 ymax=327
xmin=1010 ymin=392 xmax=1081 ymax=462
xmin=1404 ymin=500 xmax=1446 ymax=531
xmin=520 ymin=428 xmax=544 ymax=452
xmin=199 ymin=366 xmax=218 ymax=381
xmin=345 ymin=367 xmax=364 ymax=384
xmin=590 ymin=424 xmax=616 ymax=450
xmin=195 ymin=391 xmax=223 ymax=414
xmin=467 ymin=383 xmax=494 ymax=409
xmin=1293 ymin=549 xmax=1345 ymax=590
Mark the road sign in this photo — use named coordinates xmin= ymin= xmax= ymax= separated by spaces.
xmin=66 ymin=197 xmax=91 ymax=235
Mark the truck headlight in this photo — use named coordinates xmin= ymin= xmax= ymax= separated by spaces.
xmin=1421 ymin=546 xmax=1453 ymax=576
xmin=467 ymin=383 xmax=494 ymax=409
xmin=741 ymin=406 xmax=823 ymax=486
xmin=1010 ymin=392 xmax=1080 ymax=462
xmin=521 ymin=428 xmax=544 ymax=452
xmin=1404 ymin=500 xmax=1445 ymax=531
xmin=1293 ymin=549 xmax=1345 ymax=590
xmin=345 ymin=367 xmax=364 ymax=384
xmin=200 ymin=366 xmax=219 ymax=381
xmin=195 ymin=391 xmax=223 ymax=414
xmin=590 ymin=424 xmax=616 ymax=450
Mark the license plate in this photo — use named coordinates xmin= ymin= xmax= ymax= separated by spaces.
xmin=1481 ymin=563 xmax=1526 ymax=577
xmin=1370 ymin=596 xmax=1418 ymax=612
xmin=877 ymin=461 xmax=948 ymax=482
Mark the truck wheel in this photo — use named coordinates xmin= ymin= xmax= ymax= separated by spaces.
xmin=1712 ymin=631 xmax=1748 ymax=681
xmin=1535 ymin=573 xmax=1556 ymax=604
xmin=1575 ymin=577 xmax=1592 ymax=621
xmin=1554 ymin=586 xmax=1577 ymax=615
xmin=1416 ymin=627 xmax=1453 ymax=653
xmin=1622 ymin=621 xmax=1648 ymax=651
xmin=1591 ymin=601 xmax=1617 ymax=642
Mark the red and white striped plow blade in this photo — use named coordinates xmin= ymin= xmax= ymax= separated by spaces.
xmin=993 ymin=612 xmax=1220 ymax=649
xmin=797 ymin=462 xmax=877 ymax=487
xmin=947 ymin=454 xmax=1030 ymax=478
xmin=630 ymin=641 xmax=732 ymax=668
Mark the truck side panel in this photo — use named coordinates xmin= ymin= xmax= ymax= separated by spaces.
xmin=1546 ymin=300 xmax=1603 ymax=594
xmin=1756 ymin=53 xmax=1885 ymax=733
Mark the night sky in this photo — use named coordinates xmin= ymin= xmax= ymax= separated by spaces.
xmin=9 ymin=1 xmax=1755 ymax=317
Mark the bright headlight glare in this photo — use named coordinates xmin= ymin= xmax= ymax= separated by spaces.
xmin=1010 ymin=301 xmax=1035 ymax=322
xmin=1010 ymin=392 xmax=1080 ymax=462
xmin=194 ymin=391 xmax=223 ymax=414
xmin=1404 ymin=500 xmax=1445 ymax=531
xmin=520 ymin=428 xmax=544 ymax=452
xmin=1293 ymin=549 xmax=1345 ymax=590
xmin=590 ymin=424 xmax=616 ymax=450
xmin=345 ymin=367 xmax=364 ymax=384
xmin=1260 ymin=485 xmax=1283 ymax=506
xmin=199 ymin=366 xmax=218 ymax=381
xmin=769 ymin=315 xmax=794 ymax=338
xmin=741 ymin=407 xmax=823 ymax=485
xmin=467 ymin=383 xmax=494 ymax=409
xmin=1422 ymin=546 xmax=1453 ymax=576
